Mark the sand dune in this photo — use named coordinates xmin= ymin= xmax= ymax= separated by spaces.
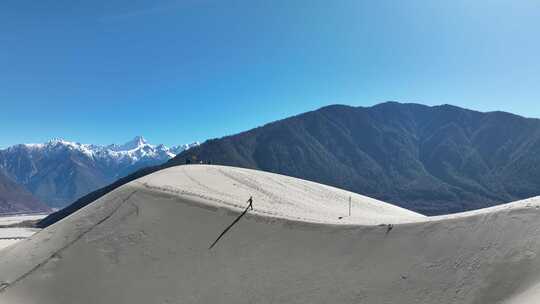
xmin=1 ymin=165 xmax=540 ymax=303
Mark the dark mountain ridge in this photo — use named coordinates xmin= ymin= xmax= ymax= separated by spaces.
xmin=173 ymin=102 xmax=540 ymax=215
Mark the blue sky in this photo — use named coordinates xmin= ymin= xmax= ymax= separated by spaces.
xmin=1 ymin=0 xmax=539 ymax=147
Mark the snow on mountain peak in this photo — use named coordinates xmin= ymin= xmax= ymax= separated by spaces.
xmin=171 ymin=142 xmax=200 ymax=154
xmin=3 ymin=137 xmax=199 ymax=165
xmin=111 ymin=136 xmax=149 ymax=152
xmin=0 ymin=137 xmax=200 ymax=209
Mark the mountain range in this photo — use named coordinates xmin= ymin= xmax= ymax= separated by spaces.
xmin=37 ymin=102 xmax=540 ymax=227
xmin=0 ymin=136 xmax=198 ymax=210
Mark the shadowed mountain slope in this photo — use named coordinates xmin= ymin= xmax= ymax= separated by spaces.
xmin=0 ymin=171 xmax=50 ymax=214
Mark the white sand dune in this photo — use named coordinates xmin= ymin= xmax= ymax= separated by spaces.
xmin=0 ymin=228 xmax=41 ymax=251
xmin=1 ymin=165 xmax=540 ymax=303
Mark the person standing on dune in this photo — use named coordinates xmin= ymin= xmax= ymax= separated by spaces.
xmin=247 ymin=196 xmax=253 ymax=210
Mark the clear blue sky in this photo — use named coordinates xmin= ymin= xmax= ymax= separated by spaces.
xmin=1 ymin=0 xmax=539 ymax=147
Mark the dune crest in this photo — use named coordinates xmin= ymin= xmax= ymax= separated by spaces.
xmin=1 ymin=165 xmax=540 ymax=303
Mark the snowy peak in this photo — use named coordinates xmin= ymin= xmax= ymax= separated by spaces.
xmin=4 ymin=136 xmax=199 ymax=165
xmin=171 ymin=142 xmax=200 ymax=155
xmin=110 ymin=136 xmax=149 ymax=152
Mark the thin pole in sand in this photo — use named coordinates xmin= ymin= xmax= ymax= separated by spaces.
xmin=348 ymin=196 xmax=351 ymax=217
xmin=209 ymin=196 xmax=254 ymax=250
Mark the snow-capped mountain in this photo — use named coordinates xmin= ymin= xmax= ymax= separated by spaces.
xmin=0 ymin=136 xmax=199 ymax=209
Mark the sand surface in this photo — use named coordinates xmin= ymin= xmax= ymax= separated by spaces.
xmin=1 ymin=165 xmax=540 ymax=303
xmin=0 ymin=214 xmax=47 ymax=226
xmin=0 ymin=214 xmax=45 ymax=250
